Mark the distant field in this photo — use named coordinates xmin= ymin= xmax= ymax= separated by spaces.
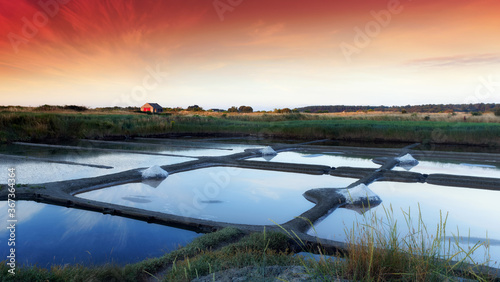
xmin=1 ymin=111 xmax=499 ymax=146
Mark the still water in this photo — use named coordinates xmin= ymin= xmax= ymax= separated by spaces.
xmin=1 ymin=139 xmax=499 ymax=268
xmin=309 ymin=182 xmax=500 ymax=267
xmin=251 ymin=151 xmax=379 ymax=168
xmin=77 ymin=167 xmax=355 ymax=225
xmin=0 ymin=201 xmax=201 ymax=267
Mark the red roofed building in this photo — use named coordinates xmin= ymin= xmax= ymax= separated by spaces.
xmin=141 ymin=103 xmax=163 ymax=113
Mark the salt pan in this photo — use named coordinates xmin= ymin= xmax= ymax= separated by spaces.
xmin=261 ymin=146 xmax=277 ymax=156
xmin=396 ymin=153 xmax=419 ymax=170
xmin=142 ymin=165 xmax=169 ymax=179
xmin=339 ymin=184 xmax=381 ymax=205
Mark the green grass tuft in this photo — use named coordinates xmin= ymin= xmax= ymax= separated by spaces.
xmin=1 ymin=112 xmax=499 ymax=146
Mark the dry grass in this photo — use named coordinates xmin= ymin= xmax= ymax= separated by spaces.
xmin=2 ymin=110 xmax=499 ymax=145
xmin=167 ymin=111 xmax=500 ymax=123
xmin=297 ymin=205 xmax=495 ymax=281
xmin=2 ymin=105 xmax=499 ymax=123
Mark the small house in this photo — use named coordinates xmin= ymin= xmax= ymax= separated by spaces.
xmin=141 ymin=103 xmax=163 ymax=113
xmin=210 ymin=108 xmax=225 ymax=112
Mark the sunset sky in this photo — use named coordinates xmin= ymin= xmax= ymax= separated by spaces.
xmin=1 ymin=0 xmax=499 ymax=110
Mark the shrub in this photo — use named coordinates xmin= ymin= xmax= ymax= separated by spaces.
xmin=187 ymin=105 xmax=203 ymax=112
xmin=238 ymin=106 xmax=253 ymax=113
xmin=63 ymin=105 xmax=88 ymax=112
xmin=35 ymin=104 xmax=61 ymax=111
xmin=494 ymin=108 xmax=500 ymax=117
xmin=471 ymin=112 xmax=482 ymax=116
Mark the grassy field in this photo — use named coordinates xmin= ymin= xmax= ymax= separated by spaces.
xmin=1 ymin=111 xmax=499 ymax=146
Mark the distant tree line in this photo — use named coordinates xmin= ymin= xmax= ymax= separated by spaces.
xmin=298 ymin=103 xmax=499 ymax=114
xmin=186 ymin=105 xmax=204 ymax=112
xmin=34 ymin=104 xmax=89 ymax=112
xmin=3 ymin=103 xmax=499 ymax=116
xmin=226 ymin=106 xmax=253 ymax=113
xmin=273 ymin=108 xmax=299 ymax=114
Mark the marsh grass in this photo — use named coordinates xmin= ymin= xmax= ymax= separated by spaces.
xmin=1 ymin=215 xmax=496 ymax=281
xmin=292 ymin=204 xmax=495 ymax=281
xmin=2 ymin=111 xmax=499 ymax=146
xmin=163 ymin=230 xmax=297 ymax=281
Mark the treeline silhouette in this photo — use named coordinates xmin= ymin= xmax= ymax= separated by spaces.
xmin=298 ymin=103 xmax=498 ymax=113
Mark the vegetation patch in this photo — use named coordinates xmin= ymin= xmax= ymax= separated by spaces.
xmin=1 ymin=210 xmax=497 ymax=281
xmin=164 ymin=231 xmax=295 ymax=281
xmin=0 ymin=227 xmax=244 ymax=282
xmin=1 ymin=111 xmax=499 ymax=146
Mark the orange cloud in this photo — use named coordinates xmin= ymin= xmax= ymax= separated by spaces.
xmin=1 ymin=0 xmax=500 ymax=107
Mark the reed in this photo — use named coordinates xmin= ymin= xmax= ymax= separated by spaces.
xmin=299 ymin=204 xmax=494 ymax=281
xmin=1 ymin=112 xmax=499 ymax=146
xmin=1 ymin=213 xmax=496 ymax=281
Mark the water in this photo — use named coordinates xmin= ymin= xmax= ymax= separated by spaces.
xmin=77 ymin=167 xmax=355 ymax=225
xmin=80 ymin=139 xmax=264 ymax=157
xmin=0 ymin=144 xmax=193 ymax=184
xmin=250 ymin=151 xmax=379 ymax=168
xmin=248 ymin=150 xmax=500 ymax=178
xmin=0 ymin=140 xmax=270 ymax=184
xmin=394 ymin=160 xmax=500 ymax=178
xmin=1 ymin=139 xmax=499 ymax=269
xmin=308 ymin=182 xmax=500 ymax=267
xmin=0 ymin=201 xmax=201 ymax=267
xmin=0 ymin=154 xmax=192 ymax=184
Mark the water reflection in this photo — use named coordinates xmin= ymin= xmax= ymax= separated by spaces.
xmin=262 ymin=154 xmax=276 ymax=162
xmin=77 ymin=168 xmax=356 ymax=225
xmin=77 ymin=139 xmax=263 ymax=157
xmin=251 ymin=151 xmax=380 ymax=168
xmin=0 ymin=141 xmax=268 ymax=184
xmin=142 ymin=178 xmax=165 ymax=188
xmin=393 ymin=160 xmax=500 ymax=178
xmin=122 ymin=196 xmax=152 ymax=203
xmin=308 ymin=182 xmax=500 ymax=267
xmin=341 ymin=204 xmax=376 ymax=215
xmin=444 ymin=236 xmax=500 ymax=247
xmin=0 ymin=201 xmax=201 ymax=267
xmin=0 ymin=151 xmax=192 ymax=184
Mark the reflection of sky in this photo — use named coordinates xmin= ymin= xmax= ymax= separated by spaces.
xmin=78 ymin=139 xmax=263 ymax=157
xmin=0 ymin=201 xmax=44 ymax=230
xmin=394 ymin=160 xmax=500 ymax=178
xmin=160 ymin=144 xmax=262 ymax=157
xmin=309 ymin=182 xmax=500 ymax=267
xmin=250 ymin=152 xmax=380 ymax=168
xmin=78 ymin=168 xmax=356 ymax=225
xmin=0 ymin=150 xmax=193 ymax=184
xmin=253 ymin=152 xmax=500 ymax=179
xmin=0 ymin=142 xmax=263 ymax=184
xmin=0 ymin=201 xmax=200 ymax=267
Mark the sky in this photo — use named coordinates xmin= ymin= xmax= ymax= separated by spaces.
xmin=1 ymin=0 xmax=500 ymax=110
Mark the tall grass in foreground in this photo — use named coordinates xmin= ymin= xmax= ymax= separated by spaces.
xmin=299 ymin=204 xmax=494 ymax=281
xmin=0 ymin=216 xmax=496 ymax=281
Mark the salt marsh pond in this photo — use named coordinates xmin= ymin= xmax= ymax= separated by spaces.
xmin=1 ymin=138 xmax=499 ymax=269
